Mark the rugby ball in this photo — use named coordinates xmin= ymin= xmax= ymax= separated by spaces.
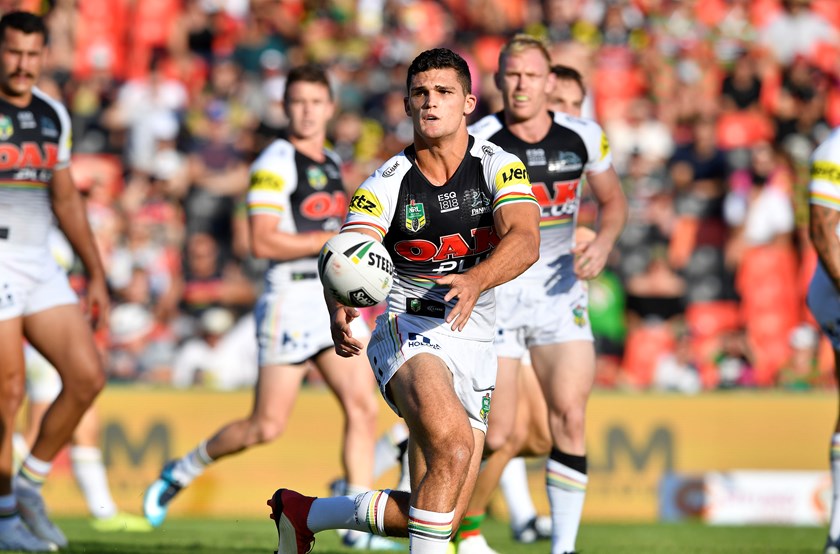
xmin=318 ymin=232 xmax=394 ymax=307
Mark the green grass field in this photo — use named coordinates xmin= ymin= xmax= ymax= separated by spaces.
xmin=35 ymin=516 xmax=826 ymax=553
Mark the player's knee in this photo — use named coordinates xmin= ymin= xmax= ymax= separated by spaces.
xmin=429 ymin=435 xmax=473 ymax=476
xmin=557 ymin=405 xmax=586 ymax=437
xmin=65 ymin=366 xmax=106 ymax=405
xmin=0 ymin=374 xmax=26 ymax=419
xmin=342 ymin=392 xmax=379 ymax=424
xmin=251 ymin=418 xmax=286 ymax=444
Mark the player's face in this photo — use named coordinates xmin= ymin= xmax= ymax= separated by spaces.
xmin=284 ymin=81 xmax=335 ymax=141
xmin=0 ymin=28 xmax=45 ymax=102
xmin=497 ymin=47 xmax=553 ymax=123
xmin=405 ymin=68 xmax=476 ymax=142
xmin=548 ymin=78 xmax=584 ymax=117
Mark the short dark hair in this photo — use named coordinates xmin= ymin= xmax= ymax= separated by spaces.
xmin=551 ymin=64 xmax=586 ymax=96
xmin=0 ymin=11 xmax=48 ymax=45
xmin=406 ymin=48 xmax=472 ymax=94
xmin=284 ymin=64 xmax=332 ymax=101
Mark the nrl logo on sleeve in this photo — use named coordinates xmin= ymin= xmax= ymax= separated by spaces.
xmin=405 ymin=200 xmax=426 ymax=233
xmin=382 ymin=160 xmax=400 ymax=178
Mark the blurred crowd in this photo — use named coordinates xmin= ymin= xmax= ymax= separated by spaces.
xmin=18 ymin=0 xmax=840 ymax=392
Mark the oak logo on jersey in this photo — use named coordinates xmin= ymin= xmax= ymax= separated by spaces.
xmin=496 ymin=162 xmax=529 ymax=189
xmin=531 ymin=180 xmax=580 ymax=218
xmin=250 ymin=169 xmax=284 ymax=192
xmin=405 ymin=200 xmax=426 ymax=233
xmin=349 ymin=189 xmax=383 ymax=217
xmin=394 ymin=226 xmax=499 ymax=274
xmin=382 ymin=160 xmax=400 ymax=178
xmin=0 ymin=142 xmax=59 ymax=171
xmin=0 ymin=115 xmax=13 ymax=140
xmin=301 ymin=191 xmax=347 ymax=221
xmin=306 ymin=166 xmax=328 ymax=190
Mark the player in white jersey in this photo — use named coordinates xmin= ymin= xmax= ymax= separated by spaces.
xmin=14 ymin=228 xmax=150 ymax=534
xmin=143 ymin=64 xmax=398 ymax=550
xmin=460 ymin=36 xmax=627 ymax=554
xmin=805 ymin=128 xmax=840 ymax=554
xmin=265 ymin=47 xmax=540 ymax=554
xmin=0 ymin=11 xmax=108 ymax=552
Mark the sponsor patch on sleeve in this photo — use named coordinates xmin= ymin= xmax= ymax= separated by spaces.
xmin=812 ymin=161 xmax=840 ymax=185
xmin=600 ymin=131 xmax=610 ymax=161
xmin=249 ymin=169 xmax=285 ymax=192
xmin=348 ymin=188 xmax=383 ymax=217
xmin=495 ymin=161 xmax=530 ymax=189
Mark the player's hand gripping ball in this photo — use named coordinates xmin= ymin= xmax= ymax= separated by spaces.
xmin=318 ymin=232 xmax=394 ymax=307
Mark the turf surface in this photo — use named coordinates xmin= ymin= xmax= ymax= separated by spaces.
xmin=26 ymin=516 xmax=826 ymax=553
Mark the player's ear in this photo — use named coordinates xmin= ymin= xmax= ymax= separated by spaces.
xmin=493 ymin=71 xmax=502 ymax=91
xmin=545 ymin=71 xmax=557 ymax=95
xmin=404 ymin=96 xmax=410 ymax=116
xmin=464 ymin=93 xmax=477 ymax=116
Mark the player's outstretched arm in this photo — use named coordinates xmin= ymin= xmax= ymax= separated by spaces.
xmin=50 ymin=166 xmax=110 ymax=330
xmin=810 ymin=202 xmax=840 ymax=291
xmin=440 ymin=201 xmax=540 ymax=331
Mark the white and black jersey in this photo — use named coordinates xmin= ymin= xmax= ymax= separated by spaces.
xmin=246 ymin=138 xmax=347 ymax=289
xmin=469 ymin=111 xmax=612 ymax=293
xmin=0 ymin=87 xmax=72 ymax=252
xmin=343 ymin=135 xmax=538 ymax=341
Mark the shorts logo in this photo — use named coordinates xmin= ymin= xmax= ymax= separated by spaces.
xmin=573 ymin=304 xmax=587 ymax=327
xmin=406 ymin=332 xmax=440 ymax=350
xmin=405 ymin=201 xmax=426 ymax=233
xmin=479 ymin=393 xmax=491 ymax=426
xmin=0 ymin=283 xmax=15 ymax=309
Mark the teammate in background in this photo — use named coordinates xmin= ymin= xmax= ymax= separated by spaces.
xmin=547 ymin=65 xmax=585 ymax=116
xmin=0 ymin=11 xmax=108 ymax=552
xmin=13 ymin=228 xmax=150 ymax=534
xmin=805 ymin=127 xmax=840 ymax=554
xmin=266 ymin=47 xmax=540 ymax=554
xmin=143 ymin=64 xmax=399 ymax=551
xmin=463 ymin=36 xmax=627 ymax=554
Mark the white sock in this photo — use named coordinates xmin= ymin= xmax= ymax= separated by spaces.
xmin=71 ymin=446 xmax=117 ymax=519
xmin=344 ymin=485 xmax=390 ymax=543
xmin=501 ymin=457 xmax=537 ymax=530
xmin=171 ymin=440 xmax=213 ymax=485
xmin=408 ymin=506 xmax=453 ymax=553
xmin=546 ymin=454 xmax=588 ymax=554
xmin=829 ymin=433 xmax=840 ymax=541
xmin=307 ymin=489 xmax=390 ymax=534
xmin=18 ymin=454 xmax=52 ymax=489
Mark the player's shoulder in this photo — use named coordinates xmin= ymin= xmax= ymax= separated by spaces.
xmin=468 ymin=134 xmax=521 ymax=167
xmin=252 ymin=138 xmax=295 ymax=168
xmin=812 ymin=127 xmax=840 ymax=162
xmin=552 ymin=111 xmax=604 ymax=139
xmin=323 ymin=147 xmax=343 ymax=167
xmin=367 ymin=150 xmax=412 ymax=185
xmin=467 ymin=113 xmax=504 ymax=139
xmin=31 ymin=87 xmax=70 ymax=122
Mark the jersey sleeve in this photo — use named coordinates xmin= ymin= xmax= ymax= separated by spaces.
xmin=554 ymin=112 xmax=613 ymax=175
xmin=246 ymin=141 xmax=296 ymax=219
xmin=342 ymin=154 xmax=405 ymax=239
xmin=481 ymin=145 xmax=538 ymax=212
xmin=809 ymin=135 xmax=840 ymax=212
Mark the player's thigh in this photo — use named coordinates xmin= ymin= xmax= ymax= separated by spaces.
xmin=485 ymin=356 xmax=521 ymax=449
xmin=24 ymin=304 xmax=101 ymax=384
xmin=530 ymin=340 xmax=596 ymax=412
xmin=250 ymin=362 xmax=308 ymax=424
xmin=0 ymin=317 xmax=26 ymax=415
xmin=316 ymin=348 xmax=377 ymax=407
